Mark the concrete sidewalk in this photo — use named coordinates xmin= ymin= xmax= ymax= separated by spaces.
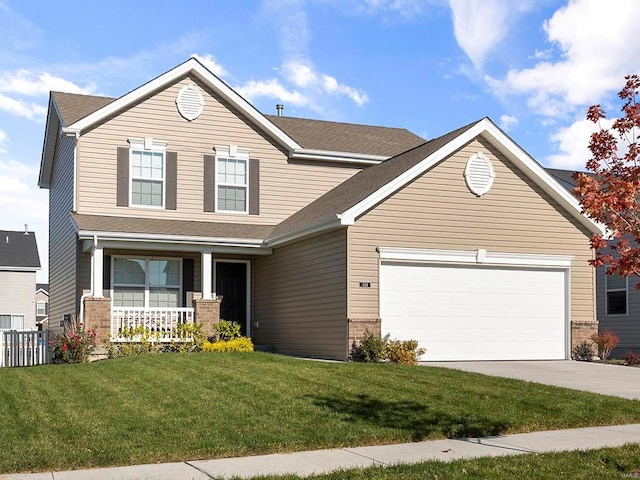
xmin=4 ymin=424 xmax=640 ymax=480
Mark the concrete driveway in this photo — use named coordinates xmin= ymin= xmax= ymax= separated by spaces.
xmin=421 ymin=360 xmax=640 ymax=400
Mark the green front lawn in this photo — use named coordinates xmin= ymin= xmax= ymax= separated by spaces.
xmin=1 ymin=353 xmax=639 ymax=474
xmin=251 ymin=444 xmax=640 ymax=480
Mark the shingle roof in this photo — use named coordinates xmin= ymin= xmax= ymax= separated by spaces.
xmin=271 ymin=120 xmax=480 ymax=238
xmin=546 ymin=168 xmax=579 ymax=191
xmin=50 ymin=92 xmax=424 ymax=156
xmin=51 ymin=91 xmax=115 ymax=127
xmin=72 ymin=214 xmax=275 ymax=240
xmin=0 ymin=231 xmax=41 ymax=269
xmin=265 ymin=115 xmax=425 ymax=157
xmin=36 ymin=283 xmax=49 ymax=293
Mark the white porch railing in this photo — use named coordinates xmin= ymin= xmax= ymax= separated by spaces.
xmin=111 ymin=307 xmax=195 ymax=342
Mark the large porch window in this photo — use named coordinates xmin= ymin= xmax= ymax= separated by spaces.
xmin=112 ymin=257 xmax=182 ymax=307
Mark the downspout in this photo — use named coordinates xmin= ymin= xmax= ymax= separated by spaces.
xmin=78 ymin=234 xmax=98 ymax=324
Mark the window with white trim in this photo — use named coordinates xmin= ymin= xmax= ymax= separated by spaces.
xmin=606 ymin=273 xmax=627 ymax=315
xmin=129 ymin=138 xmax=167 ymax=208
xmin=0 ymin=314 xmax=25 ymax=330
xmin=215 ymin=145 xmax=250 ymax=213
xmin=36 ymin=301 xmax=46 ymax=316
xmin=112 ymin=257 xmax=182 ymax=308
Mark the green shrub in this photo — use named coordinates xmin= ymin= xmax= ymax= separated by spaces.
xmin=572 ymin=341 xmax=595 ymax=361
xmin=213 ymin=320 xmax=242 ymax=341
xmin=201 ymin=337 xmax=254 ymax=352
xmin=622 ymin=352 xmax=640 ymax=366
xmin=351 ymin=330 xmax=425 ymax=364
xmin=590 ymin=329 xmax=620 ymax=361
xmin=350 ymin=330 xmax=387 ymax=362
xmin=384 ymin=339 xmax=426 ymax=365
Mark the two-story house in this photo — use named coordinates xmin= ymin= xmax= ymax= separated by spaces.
xmin=0 ymin=228 xmax=41 ymax=331
xmin=39 ymin=58 xmax=604 ymax=361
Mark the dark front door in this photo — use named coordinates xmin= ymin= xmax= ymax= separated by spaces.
xmin=215 ymin=262 xmax=248 ymax=335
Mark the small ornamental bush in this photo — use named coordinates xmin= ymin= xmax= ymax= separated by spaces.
xmin=213 ymin=319 xmax=242 ymax=341
xmin=350 ymin=330 xmax=387 ymax=362
xmin=52 ymin=317 xmax=97 ymax=363
xmin=384 ymin=339 xmax=426 ymax=365
xmin=590 ymin=329 xmax=620 ymax=361
xmin=572 ymin=341 xmax=595 ymax=361
xmin=351 ymin=330 xmax=425 ymax=365
xmin=107 ymin=322 xmax=205 ymax=358
xmin=202 ymin=337 xmax=254 ymax=352
xmin=622 ymin=352 xmax=640 ymax=366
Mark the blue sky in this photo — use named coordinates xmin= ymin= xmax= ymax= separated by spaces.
xmin=1 ymin=0 xmax=639 ymax=281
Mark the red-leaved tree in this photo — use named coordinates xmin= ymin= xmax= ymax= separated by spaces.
xmin=574 ymin=74 xmax=640 ymax=280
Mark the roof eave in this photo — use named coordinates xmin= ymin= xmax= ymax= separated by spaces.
xmin=65 ymin=58 xmax=302 ymax=152
xmin=266 ymin=215 xmax=345 ymax=247
xmin=290 ymin=149 xmax=387 ymax=165
xmin=337 ymin=118 xmax=604 ymax=236
xmin=38 ymin=96 xmax=62 ymax=189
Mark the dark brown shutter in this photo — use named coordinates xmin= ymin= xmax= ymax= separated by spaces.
xmin=103 ymin=255 xmax=111 ymax=293
xmin=166 ymin=151 xmax=177 ymax=210
xmin=204 ymin=155 xmax=215 ymax=212
xmin=182 ymin=258 xmax=194 ymax=307
xmin=116 ymin=147 xmax=129 ymax=206
xmin=249 ymin=158 xmax=259 ymax=215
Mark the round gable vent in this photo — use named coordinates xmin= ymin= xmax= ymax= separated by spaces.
xmin=176 ymin=84 xmax=204 ymax=121
xmin=464 ymin=152 xmax=495 ymax=196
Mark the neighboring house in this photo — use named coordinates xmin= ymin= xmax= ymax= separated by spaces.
xmin=38 ymin=58 xmax=604 ymax=361
xmin=547 ymin=168 xmax=639 ymax=356
xmin=35 ymin=283 xmax=49 ymax=329
xmin=0 ymin=229 xmax=41 ymax=331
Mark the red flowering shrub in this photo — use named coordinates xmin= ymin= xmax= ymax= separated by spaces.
xmin=590 ymin=329 xmax=620 ymax=361
xmin=622 ymin=352 xmax=640 ymax=366
xmin=52 ymin=317 xmax=97 ymax=363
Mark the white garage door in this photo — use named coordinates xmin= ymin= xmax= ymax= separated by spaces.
xmin=380 ymin=262 xmax=567 ymax=361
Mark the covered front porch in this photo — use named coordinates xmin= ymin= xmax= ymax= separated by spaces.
xmin=77 ymin=226 xmax=272 ymax=344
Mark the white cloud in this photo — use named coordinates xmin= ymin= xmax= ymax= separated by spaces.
xmin=487 ymin=0 xmax=640 ymax=116
xmin=0 ymin=129 xmax=7 ymax=153
xmin=0 ymin=70 xmax=95 ymax=96
xmin=236 ymin=78 xmax=309 ymax=106
xmin=191 ymin=53 xmax=228 ymax=77
xmin=449 ymin=0 xmax=534 ymax=70
xmin=0 ymin=93 xmax=47 ymax=119
xmin=499 ymin=114 xmax=518 ymax=131
xmin=546 ymin=117 xmax=615 ymax=170
xmin=282 ymin=61 xmax=318 ymax=88
xmin=322 ymin=74 xmax=368 ymax=106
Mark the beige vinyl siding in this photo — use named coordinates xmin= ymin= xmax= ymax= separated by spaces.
xmin=77 ymin=76 xmax=360 ymax=223
xmin=48 ymin=134 xmax=78 ymax=337
xmin=349 ymin=138 xmax=596 ymax=324
xmin=253 ymin=229 xmax=348 ymax=360
xmin=0 ymin=271 xmax=37 ymax=329
xmin=597 ymin=267 xmax=640 ymax=354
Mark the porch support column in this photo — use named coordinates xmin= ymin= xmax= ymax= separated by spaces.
xmin=92 ymin=242 xmax=104 ymax=298
xmin=201 ymin=250 xmax=212 ymax=300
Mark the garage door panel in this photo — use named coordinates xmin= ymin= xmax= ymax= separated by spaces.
xmin=380 ymin=262 xmax=567 ymax=361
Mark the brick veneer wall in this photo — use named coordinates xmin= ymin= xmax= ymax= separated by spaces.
xmin=571 ymin=320 xmax=598 ymax=355
xmin=83 ymin=297 xmax=111 ymax=345
xmin=348 ymin=317 xmax=381 ymax=353
xmin=193 ymin=298 xmax=222 ymax=339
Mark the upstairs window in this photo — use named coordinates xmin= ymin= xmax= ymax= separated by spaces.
xmin=215 ymin=145 xmax=251 ymax=214
xmin=128 ymin=138 xmax=167 ymax=208
xmin=36 ymin=301 xmax=46 ymax=316
xmin=606 ymin=273 xmax=627 ymax=315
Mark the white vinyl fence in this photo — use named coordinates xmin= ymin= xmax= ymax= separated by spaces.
xmin=1 ymin=330 xmax=49 ymax=367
